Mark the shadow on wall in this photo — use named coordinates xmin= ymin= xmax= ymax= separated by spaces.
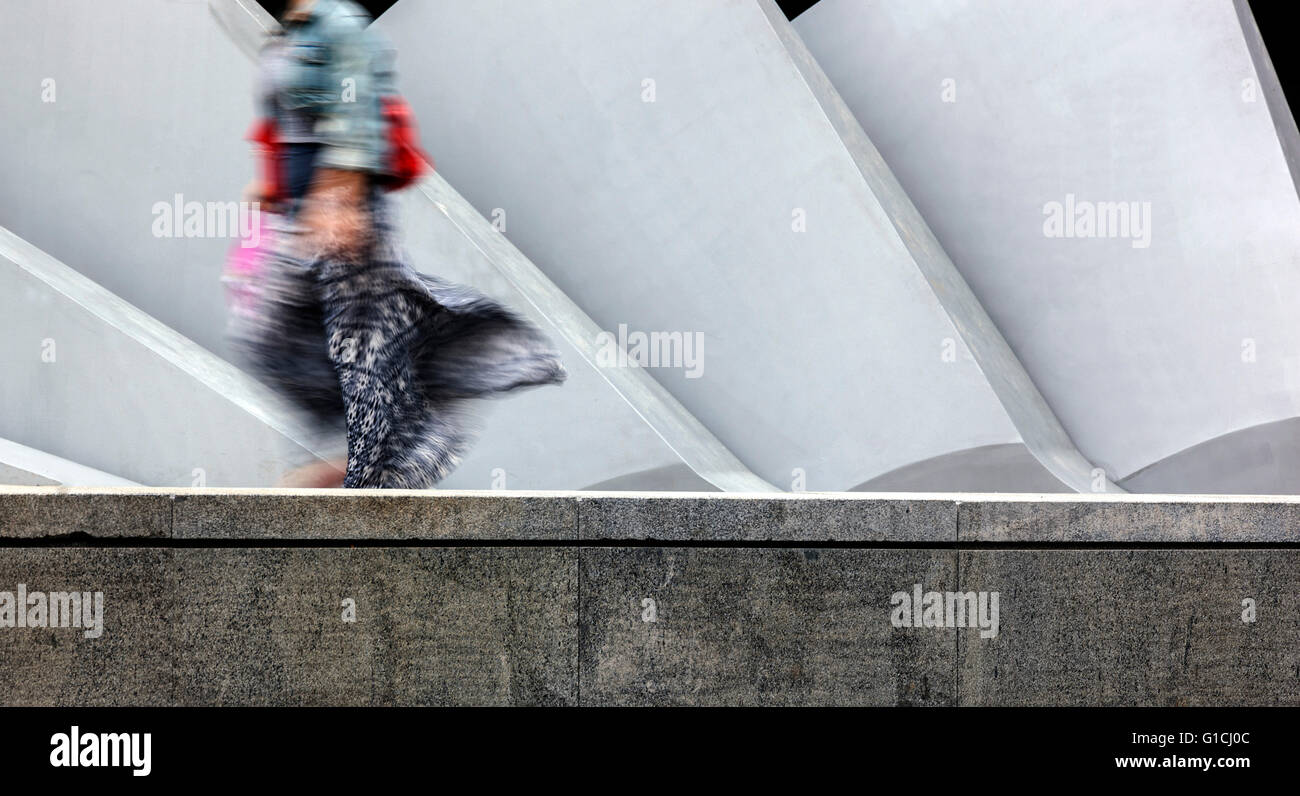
xmin=853 ymin=444 xmax=1073 ymax=493
xmin=1120 ymin=418 xmax=1300 ymax=495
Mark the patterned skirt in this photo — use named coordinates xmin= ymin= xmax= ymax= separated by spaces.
xmin=228 ymin=193 xmax=566 ymax=488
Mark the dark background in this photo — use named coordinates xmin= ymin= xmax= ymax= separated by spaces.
xmin=257 ymin=1 xmax=1297 ymax=111
xmin=1245 ymin=1 xmax=1293 ymax=105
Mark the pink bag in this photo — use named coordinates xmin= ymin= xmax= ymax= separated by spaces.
xmin=221 ymin=213 xmax=275 ymax=320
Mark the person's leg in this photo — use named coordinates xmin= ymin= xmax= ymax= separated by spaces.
xmin=325 ymin=262 xmax=404 ymax=489
xmin=278 ymin=457 xmax=347 ymax=487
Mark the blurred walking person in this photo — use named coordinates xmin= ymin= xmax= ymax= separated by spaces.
xmin=229 ymin=0 xmax=564 ymax=488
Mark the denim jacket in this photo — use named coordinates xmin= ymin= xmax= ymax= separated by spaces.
xmin=269 ymin=0 xmax=396 ymax=174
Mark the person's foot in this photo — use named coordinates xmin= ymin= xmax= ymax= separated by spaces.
xmin=278 ymin=459 xmax=347 ymax=488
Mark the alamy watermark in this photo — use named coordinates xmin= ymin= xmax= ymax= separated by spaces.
xmin=152 ymin=193 xmax=261 ymax=248
xmin=1042 ymin=193 xmax=1151 ymax=249
xmin=50 ymin=726 xmax=150 ymax=777
xmin=890 ymin=583 xmax=999 ymax=638
xmin=0 ymin=584 xmax=103 ymax=639
xmin=595 ymin=323 xmax=705 ymax=378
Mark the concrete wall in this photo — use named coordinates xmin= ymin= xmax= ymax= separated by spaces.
xmin=373 ymin=0 xmax=1107 ymax=492
xmin=1 ymin=488 xmax=1296 ymax=706
xmin=795 ymin=0 xmax=1300 ymax=491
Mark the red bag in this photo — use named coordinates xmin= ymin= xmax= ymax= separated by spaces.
xmin=246 ymin=117 xmax=285 ymax=204
xmin=380 ymin=95 xmax=432 ymax=190
xmin=246 ymin=95 xmax=430 ymax=198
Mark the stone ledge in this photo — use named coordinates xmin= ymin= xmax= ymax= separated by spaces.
xmin=171 ymin=491 xmax=576 ymax=541
xmin=6 ymin=489 xmax=1297 ymax=542
xmin=958 ymin=494 xmax=1300 ymax=542
xmin=0 ymin=490 xmax=170 ymax=539
xmin=575 ymin=493 xmax=955 ymax=542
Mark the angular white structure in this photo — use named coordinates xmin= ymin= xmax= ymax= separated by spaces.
xmin=795 ymin=0 xmax=1300 ymax=493
xmin=0 ymin=0 xmax=768 ymax=491
xmin=0 ymin=224 xmax=322 ymax=487
xmin=393 ymin=174 xmax=771 ymax=491
xmin=0 ymin=437 xmax=136 ymax=487
xmin=212 ymin=0 xmax=773 ymax=491
xmin=376 ymin=0 xmax=1109 ymax=491
xmin=0 ymin=0 xmax=249 ymax=362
